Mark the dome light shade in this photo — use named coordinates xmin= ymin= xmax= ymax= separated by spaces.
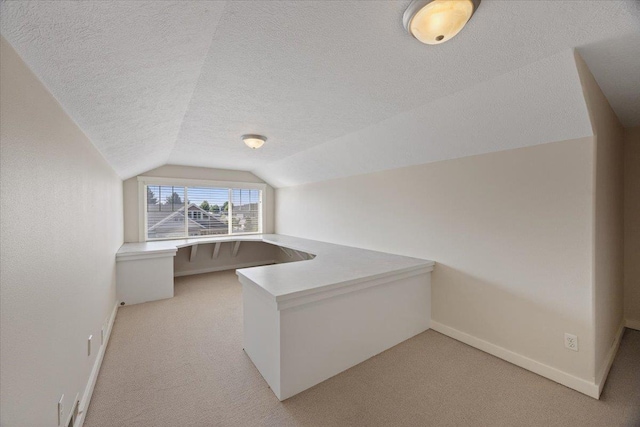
xmin=403 ymin=0 xmax=480 ymax=45
xmin=242 ymin=134 xmax=267 ymax=149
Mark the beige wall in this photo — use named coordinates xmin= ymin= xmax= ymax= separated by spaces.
xmin=275 ymin=137 xmax=596 ymax=382
xmin=123 ymin=164 xmax=275 ymax=242
xmin=575 ymin=53 xmax=625 ymax=380
xmin=174 ymin=241 xmax=278 ymax=276
xmin=173 ymin=241 xmax=311 ymax=277
xmin=624 ymin=126 xmax=640 ymax=328
xmin=0 ymin=37 xmax=123 ymax=426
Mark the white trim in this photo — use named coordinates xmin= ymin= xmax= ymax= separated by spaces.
xmin=625 ymin=318 xmax=640 ymax=331
xmin=137 ymin=175 xmax=267 ymax=191
xmin=259 ymin=189 xmax=263 ymax=234
xmin=173 ymin=260 xmax=276 ymax=277
xmin=184 ymin=185 xmax=189 ymax=237
xmin=138 ymin=180 xmax=146 ymax=242
xmin=228 ymin=188 xmax=233 ymax=235
xmin=595 ymin=322 xmax=625 ymax=395
xmin=75 ymin=302 xmax=118 ymax=427
xmin=430 ymin=320 xmax=600 ymax=399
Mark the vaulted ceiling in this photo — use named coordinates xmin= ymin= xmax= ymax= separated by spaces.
xmin=2 ymin=1 xmax=639 ymax=186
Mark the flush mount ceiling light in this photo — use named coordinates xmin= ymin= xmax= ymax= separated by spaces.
xmin=242 ymin=134 xmax=267 ymax=149
xmin=403 ymin=0 xmax=481 ymax=45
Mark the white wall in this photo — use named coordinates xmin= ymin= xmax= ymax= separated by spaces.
xmin=0 ymin=37 xmax=123 ymax=426
xmin=275 ymin=137 xmax=596 ymax=386
xmin=123 ymin=164 xmax=275 ymax=242
xmin=574 ymin=53 xmax=625 ymax=383
xmin=624 ymin=126 xmax=640 ymax=329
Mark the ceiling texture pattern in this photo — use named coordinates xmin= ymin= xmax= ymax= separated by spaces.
xmin=2 ymin=0 xmax=639 ymax=186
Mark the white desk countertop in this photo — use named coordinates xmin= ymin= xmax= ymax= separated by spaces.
xmin=116 ymin=234 xmax=268 ymax=257
xmin=117 ymin=234 xmax=434 ymax=304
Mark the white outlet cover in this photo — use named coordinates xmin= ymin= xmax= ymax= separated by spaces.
xmin=564 ymin=333 xmax=578 ymax=351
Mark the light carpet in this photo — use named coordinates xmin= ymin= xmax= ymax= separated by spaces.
xmin=85 ymin=270 xmax=640 ymax=426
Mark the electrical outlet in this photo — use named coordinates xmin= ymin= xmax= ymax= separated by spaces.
xmin=58 ymin=394 xmax=64 ymax=426
xmin=88 ymin=335 xmax=93 ymax=356
xmin=564 ymin=333 xmax=578 ymax=351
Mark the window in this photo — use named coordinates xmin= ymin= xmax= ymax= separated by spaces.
xmin=232 ymin=188 xmax=261 ymax=234
xmin=146 ymin=185 xmax=185 ymax=240
xmin=140 ymin=177 xmax=264 ymax=241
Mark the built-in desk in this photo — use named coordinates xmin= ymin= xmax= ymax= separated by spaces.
xmin=116 ymin=234 xmax=285 ymax=305
xmin=116 ymin=234 xmax=435 ymax=400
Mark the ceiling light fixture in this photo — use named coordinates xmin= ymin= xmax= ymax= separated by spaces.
xmin=403 ymin=0 xmax=480 ymax=45
xmin=242 ymin=134 xmax=267 ymax=149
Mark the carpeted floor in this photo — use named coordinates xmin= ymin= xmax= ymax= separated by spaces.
xmin=85 ymin=270 xmax=640 ymax=427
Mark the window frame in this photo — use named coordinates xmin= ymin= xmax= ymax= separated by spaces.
xmin=137 ymin=176 xmax=266 ymax=242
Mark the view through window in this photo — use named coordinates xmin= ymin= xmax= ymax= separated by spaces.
xmin=145 ymin=184 xmax=262 ymax=240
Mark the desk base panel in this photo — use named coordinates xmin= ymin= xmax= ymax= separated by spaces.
xmin=116 ymin=256 xmax=174 ymax=305
xmin=242 ymin=272 xmax=431 ymax=400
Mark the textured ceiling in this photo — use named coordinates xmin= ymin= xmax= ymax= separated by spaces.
xmin=1 ymin=1 xmax=227 ymax=179
xmin=254 ymin=50 xmax=593 ymax=187
xmin=1 ymin=1 xmax=639 ymax=186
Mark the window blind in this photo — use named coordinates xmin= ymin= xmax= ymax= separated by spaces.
xmin=231 ymin=188 xmax=261 ymax=234
xmin=146 ymin=185 xmax=186 ymax=240
xmin=185 ymin=186 xmax=229 ymax=237
xmin=144 ymin=184 xmax=262 ymax=240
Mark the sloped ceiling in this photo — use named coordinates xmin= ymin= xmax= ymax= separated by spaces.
xmin=1 ymin=1 xmax=639 ymax=187
xmin=255 ymin=50 xmax=593 ymax=187
xmin=1 ymin=1 xmax=226 ymax=178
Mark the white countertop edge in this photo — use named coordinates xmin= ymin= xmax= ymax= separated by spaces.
xmin=272 ymin=263 xmax=434 ymax=303
xmin=116 ymin=234 xmax=267 ymax=257
xmin=237 ymin=263 xmax=434 ymax=310
xmin=116 ymin=248 xmax=178 ymax=261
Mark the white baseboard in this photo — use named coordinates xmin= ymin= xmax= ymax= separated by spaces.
xmin=75 ymin=302 xmax=119 ymax=427
xmin=430 ymin=321 xmax=599 ymax=399
xmin=174 ymin=260 xmax=276 ymax=277
xmin=595 ymin=322 xmax=625 ymax=395
xmin=625 ymin=318 xmax=640 ymax=331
